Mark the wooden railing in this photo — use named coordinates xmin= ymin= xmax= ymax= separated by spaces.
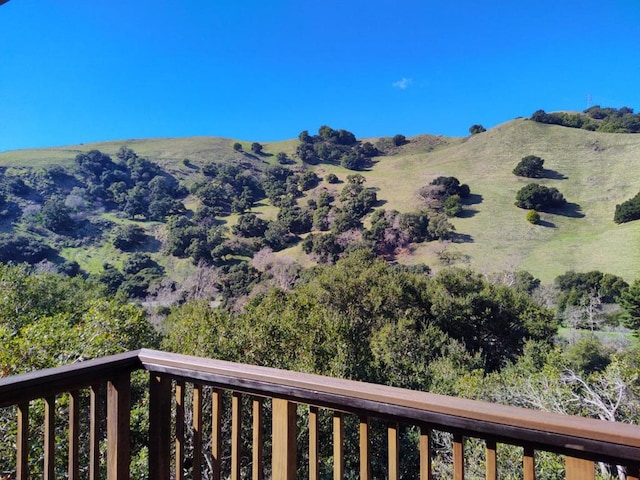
xmin=0 ymin=348 xmax=639 ymax=479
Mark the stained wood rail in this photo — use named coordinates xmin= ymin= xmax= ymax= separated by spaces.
xmin=0 ymin=348 xmax=639 ymax=479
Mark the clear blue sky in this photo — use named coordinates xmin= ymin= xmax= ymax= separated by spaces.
xmin=2 ymin=1 xmax=640 ymax=152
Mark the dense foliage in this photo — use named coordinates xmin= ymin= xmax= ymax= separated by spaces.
xmin=295 ymin=126 xmax=379 ymax=170
xmin=513 ymin=155 xmax=545 ymax=178
xmin=531 ymin=106 xmax=640 ymax=133
xmin=614 ymin=192 xmax=640 ymax=224
xmin=515 ymin=183 xmax=566 ymax=211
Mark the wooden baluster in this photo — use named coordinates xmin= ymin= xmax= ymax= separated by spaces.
xmin=309 ymin=406 xmax=319 ymax=480
xmin=359 ymin=416 xmax=370 ymax=480
xmin=68 ymin=389 xmax=80 ymax=480
xmin=523 ymin=446 xmax=535 ymax=480
xmin=419 ymin=426 xmax=432 ymax=480
xmin=44 ymin=396 xmax=55 ymax=480
xmin=252 ymin=398 xmax=264 ymax=480
xmin=565 ymin=456 xmax=594 ymax=480
xmin=211 ymin=389 xmax=222 ymax=480
xmin=90 ymin=384 xmax=102 ymax=480
xmin=175 ymin=380 xmax=185 ymax=480
xmin=231 ymin=392 xmax=242 ymax=480
xmin=388 ymin=422 xmax=399 ymax=480
xmin=333 ymin=412 xmax=344 ymax=480
xmin=107 ymin=373 xmax=131 ymax=480
xmin=453 ymin=433 xmax=465 ymax=480
xmin=193 ymin=384 xmax=203 ymax=480
xmin=149 ymin=374 xmax=171 ymax=480
xmin=485 ymin=439 xmax=497 ymax=480
xmin=272 ymin=398 xmax=296 ymax=480
xmin=17 ymin=401 xmax=29 ymax=480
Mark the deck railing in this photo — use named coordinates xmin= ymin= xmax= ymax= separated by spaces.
xmin=0 ymin=348 xmax=639 ymax=479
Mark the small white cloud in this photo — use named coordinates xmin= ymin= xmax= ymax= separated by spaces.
xmin=392 ymin=77 xmax=413 ymax=90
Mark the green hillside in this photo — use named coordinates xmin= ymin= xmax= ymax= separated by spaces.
xmin=2 ymin=118 xmax=640 ymax=283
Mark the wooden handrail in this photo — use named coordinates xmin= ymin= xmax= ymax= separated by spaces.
xmin=1 ymin=348 xmax=639 ymax=479
xmin=137 ymin=348 xmax=640 ymax=464
xmin=0 ymin=350 xmax=142 ymax=407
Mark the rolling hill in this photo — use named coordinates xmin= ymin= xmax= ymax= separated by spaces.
xmin=2 ymin=117 xmax=640 ymax=283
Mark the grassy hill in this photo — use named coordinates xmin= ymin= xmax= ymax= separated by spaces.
xmin=2 ymin=119 xmax=640 ymax=283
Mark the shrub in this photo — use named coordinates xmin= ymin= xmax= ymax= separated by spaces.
xmin=325 ymin=173 xmax=339 ymax=184
xmin=515 ymin=184 xmax=566 ymax=211
xmin=614 ymin=193 xmax=640 ymax=224
xmin=469 ymin=124 xmax=486 ymax=134
xmin=526 ymin=210 xmax=540 ymax=224
xmin=513 ymin=155 xmax=545 ymax=178
xmin=392 ymin=134 xmax=407 ymax=146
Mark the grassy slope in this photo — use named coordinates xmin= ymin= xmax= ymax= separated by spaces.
xmin=366 ymin=119 xmax=640 ymax=281
xmin=2 ymin=121 xmax=640 ymax=282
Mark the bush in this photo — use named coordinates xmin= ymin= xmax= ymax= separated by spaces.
xmin=325 ymin=173 xmax=339 ymax=184
xmin=614 ymin=193 xmax=640 ymax=224
xmin=392 ymin=134 xmax=407 ymax=146
xmin=515 ymin=184 xmax=566 ymax=211
xmin=526 ymin=210 xmax=540 ymax=224
xmin=513 ymin=155 xmax=545 ymax=178
xmin=469 ymin=124 xmax=486 ymax=135
xmin=113 ymin=224 xmax=147 ymax=251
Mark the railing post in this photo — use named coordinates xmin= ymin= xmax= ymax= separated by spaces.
xmin=211 ymin=389 xmax=223 ymax=480
xmin=359 ymin=416 xmax=370 ymax=480
xmin=523 ymin=446 xmax=535 ymax=480
xmin=419 ymin=426 xmax=432 ymax=480
xmin=69 ymin=389 xmax=80 ymax=480
xmin=272 ymin=398 xmax=296 ymax=480
xmin=309 ymin=406 xmax=319 ymax=480
xmin=388 ymin=422 xmax=399 ymax=480
xmin=252 ymin=398 xmax=264 ymax=480
xmin=17 ymin=402 xmax=29 ymax=480
xmin=90 ymin=384 xmax=103 ymax=480
xmin=107 ymin=373 xmax=131 ymax=480
xmin=175 ymin=380 xmax=185 ymax=480
xmin=453 ymin=433 xmax=464 ymax=480
xmin=485 ymin=439 xmax=497 ymax=480
xmin=333 ymin=412 xmax=344 ymax=480
xmin=149 ymin=374 xmax=171 ymax=480
xmin=565 ymin=456 xmax=594 ymax=480
xmin=44 ymin=396 xmax=55 ymax=480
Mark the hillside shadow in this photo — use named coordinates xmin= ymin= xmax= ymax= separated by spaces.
xmin=452 ymin=232 xmax=474 ymax=243
xmin=459 ymin=208 xmax=479 ymax=218
xmin=541 ymin=169 xmax=568 ymax=180
xmin=462 ymin=193 xmax=483 ymax=206
xmin=537 ymin=219 xmax=557 ymax=228
xmin=551 ymin=202 xmax=585 ymax=218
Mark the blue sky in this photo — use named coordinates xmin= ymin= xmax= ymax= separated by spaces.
xmin=2 ymin=1 xmax=640 ymax=152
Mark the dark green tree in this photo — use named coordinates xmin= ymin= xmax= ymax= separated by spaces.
xmin=251 ymin=142 xmax=263 ymax=154
xmin=392 ymin=134 xmax=407 ymax=146
xmin=515 ymin=184 xmax=566 ymax=211
xmin=41 ymin=197 xmax=74 ymax=233
xmin=513 ymin=155 xmax=545 ymax=178
xmin=469 ymin=124 xmax=486 ymax=134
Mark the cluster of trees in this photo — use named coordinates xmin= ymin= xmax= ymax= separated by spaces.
xmin=417 ymin=176 xmax=470 ymax=217
xmin=76 ymin=147 xmax=186 ymax=221
xmin=0 ymin=263 xmax=159 ymax=476
xmin=614 ymin=192 xmax=640 ymax=224
xmin=531 ymin=106 xmax=640 ymax=133
xmin=295 ymin=126 xmax=379 ymax=170
xmin=192 ymin=161 xmax=263 ymax=216
xmin=2 ymin=247 xmax=640 ymax=477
